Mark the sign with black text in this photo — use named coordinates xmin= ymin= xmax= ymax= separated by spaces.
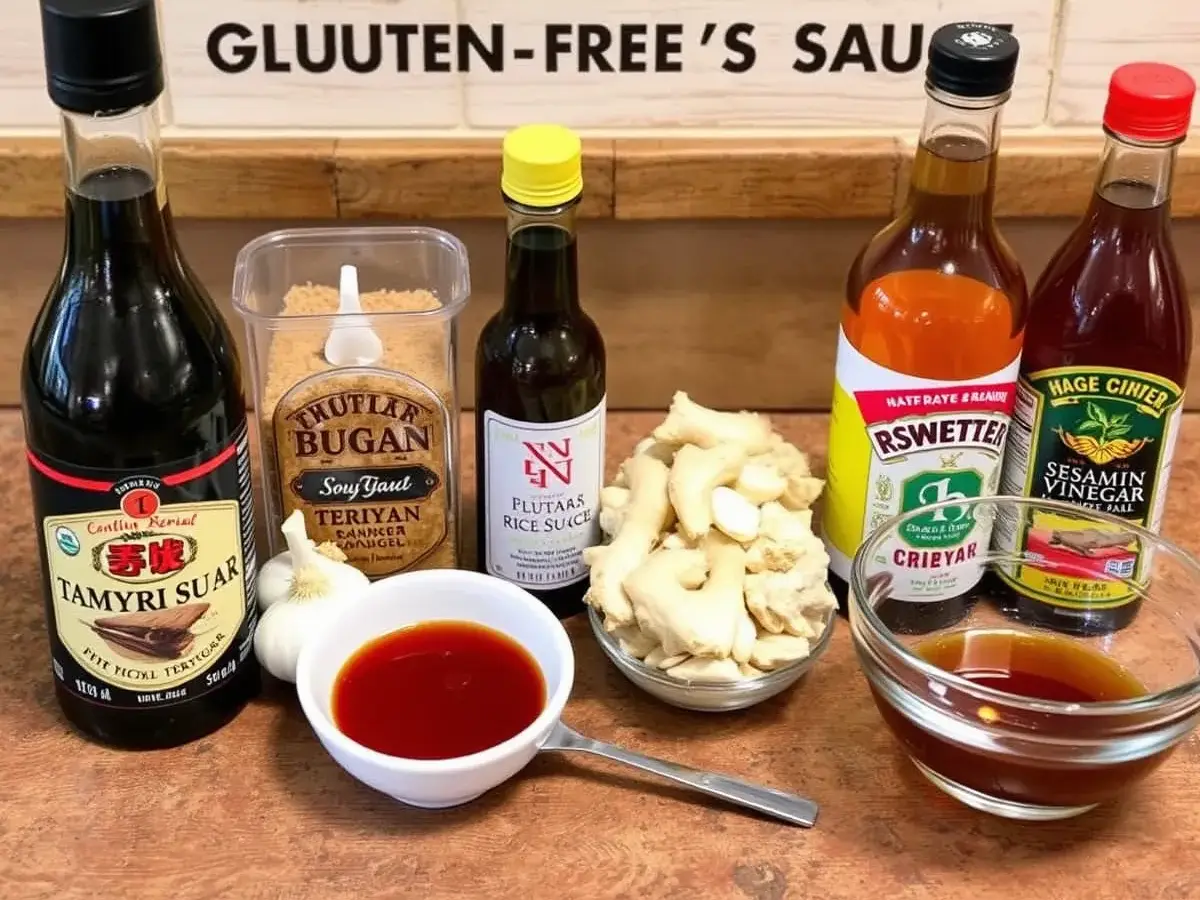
xmin=0 ymin=0 xmax=1189 ymax=131
xmin=160 ymin=0 xmax=1055 ymax=129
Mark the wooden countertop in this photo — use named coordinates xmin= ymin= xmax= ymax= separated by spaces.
xmin=3 ymin=409 xmax=1199 ymax=900
xmin=5 ymin=134 xmax=1200 ymax=221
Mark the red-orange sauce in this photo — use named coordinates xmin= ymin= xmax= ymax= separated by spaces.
xmin=332 ymin=621 xmax=546 ymax=760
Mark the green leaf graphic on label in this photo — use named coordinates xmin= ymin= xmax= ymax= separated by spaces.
xmin=1058 ymin=399 xmax=1154 ymax=465
xmin=1075 ymin=402 xmax=1138 ymax=447
xmin=899 ymin=469 xmax=982 ymax=548
xmin=1007 ymin=366 xmax=1185 ymax=610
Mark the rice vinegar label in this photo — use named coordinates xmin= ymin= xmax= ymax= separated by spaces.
xmin=994 ymin=367 xmax=1184 ymax=609
xmin=27 ymin=426 xmax=257 ymax=710
xmin=824 ymin=328 xmax=1019 ymax=600
xmin=483 ymin=398 xmax=606 ymax=590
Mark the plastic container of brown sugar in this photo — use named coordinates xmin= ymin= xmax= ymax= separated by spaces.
xmin=231 ymin=226 xmax=470 ymax=578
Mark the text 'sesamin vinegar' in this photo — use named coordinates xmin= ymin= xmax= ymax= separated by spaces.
xmin=994 ymin=63 xmax=1196 ymax=635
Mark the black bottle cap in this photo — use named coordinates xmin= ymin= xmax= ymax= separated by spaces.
xmin=926 ymin=23 xmax=1020 ymax=99
xmin=40 ymin=0 xmax=164 ymax=114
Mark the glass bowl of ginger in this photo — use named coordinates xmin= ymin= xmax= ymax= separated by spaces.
xmin=850 ymin=494 xmax=1200 ymax=822
xmin=588 ymin=603 xmax=835 ymax=712
xmin=583 ymin=391 xmax=840 ymax=713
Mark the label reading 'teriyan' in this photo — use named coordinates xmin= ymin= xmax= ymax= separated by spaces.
xmin=994 ymin=366 xmax=1184 ymax=609
xmin=272 ymin=372 xmax=451 ymax=578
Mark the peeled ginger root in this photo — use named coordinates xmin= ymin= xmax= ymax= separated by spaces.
xmin=654 ymin=390 xmax=775 ymax=454
xmin=670 ymin=444 xmax=746 ymax=539
xmin=584 ymin=391 xmax=837 ymax=684
xmin=583 ymin=454 xmax=673 ymax=627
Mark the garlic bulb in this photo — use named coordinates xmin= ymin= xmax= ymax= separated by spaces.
xmin=253 ymin=509 xmax=369 ymax=682
xmin=258 ymin=533 xmax=353 ymax=610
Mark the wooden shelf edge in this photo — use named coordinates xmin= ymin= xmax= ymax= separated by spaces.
xmin=1 ymin=135 xmax=1196 ymax=220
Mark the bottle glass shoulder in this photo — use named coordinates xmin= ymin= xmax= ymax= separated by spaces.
xmin=1021 ymin=192 xmax=1190 ymax=382
xmin=23 ymin=186 xmax=245 ymax=467
xmin=842 ymin=209 xmax=1028 ymax=381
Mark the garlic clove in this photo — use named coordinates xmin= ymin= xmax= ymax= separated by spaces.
xmin=738 ymin=662 xmax=766 ymax=680
xmin=749 ymin=633 xmax=812 ymax=670
xmin=711 ymin=486 xmax=760 ymax=543
xmin=254 ymin=600 xmax=327 ymax=683
xmin=257 ymin=551 xmax=297 ymax=611
xmin=665 ymin=656 xmax=743 ymax=683
xmin=612 ymin=623 xmax=657 ymax=659
xmin=253 ymin=509 xmax=371 ymax=681
xmin=669 ymin=444 xmax=746 ymax=539
xmin=644 ymin=645 xmax=690 ymax=669
xmin=735 ymin=462 xmax=788 ymax=506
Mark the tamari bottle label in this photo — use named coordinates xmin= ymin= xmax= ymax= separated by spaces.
xmin=994 ymin=366 xmax=1183 ymax=609
xmin=823 ymin=329 xmax=1019 ymax=600
xmin=483 ymin=398 xmax=606 ymax=590
xmin=27 ymin=426 xmax=257 ymax=709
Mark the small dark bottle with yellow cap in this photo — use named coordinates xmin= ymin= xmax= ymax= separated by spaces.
xmin=476 ymin=124 xmax=607 ymax=618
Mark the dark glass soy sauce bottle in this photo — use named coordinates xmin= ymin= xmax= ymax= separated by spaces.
xmin=22 ymin=0 xmax=259 ymax=749
xmin=476 ymin=125 xmax=607 ymax=619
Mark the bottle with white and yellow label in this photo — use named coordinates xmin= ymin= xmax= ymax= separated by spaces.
xmin=822 ymin=23 xmax=1029 ymax=633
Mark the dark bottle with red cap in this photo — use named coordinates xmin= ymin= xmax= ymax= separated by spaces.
xmin=992 ymin=62 xmax=1196 ymax=635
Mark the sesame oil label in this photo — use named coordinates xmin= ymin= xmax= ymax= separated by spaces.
xmin=823 ymin=329 xmax=1019 ymax=600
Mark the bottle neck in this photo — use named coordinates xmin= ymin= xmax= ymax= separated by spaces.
xmin=503 ymin=200 xmax=581 ymax=317
xmin=60 ymin=101 xmax=175 ymax=254
xmin=905 ymin=88 xmax=1006 ymax=224
xmin=1091 ymin=133 xmax=1179 ymax=219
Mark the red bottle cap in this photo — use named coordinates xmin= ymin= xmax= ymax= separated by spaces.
xmin=1103 ymin=62 xmax=1196 ymax=143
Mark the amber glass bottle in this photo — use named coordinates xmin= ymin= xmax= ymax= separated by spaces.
xmin=22 ymin=0 xmax=260 ymax=748
xmin=993 ymin=63 xmax=1195 ymax=635
xmin=823 ymin=23 xmax=1028 ymax=634
xmin=476 ymin=125 xmax=607 ymax=619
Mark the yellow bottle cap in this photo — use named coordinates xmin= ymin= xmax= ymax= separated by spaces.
xmin=501 ymin=124 xmax=583 ymax=208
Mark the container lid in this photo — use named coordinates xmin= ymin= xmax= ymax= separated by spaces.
xmin=926 ymin=23 xmax=1020 ymax=99
xmin=40 ymin=0 xmax=164 ymax=115
xmin=501 ymin=124 xmax=583 ymax=208
xmin=1104 ymin=63 xmax=1196 ymax=143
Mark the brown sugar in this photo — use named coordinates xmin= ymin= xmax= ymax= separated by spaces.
xmin=259 ymin=283 xmax=458 ymax=577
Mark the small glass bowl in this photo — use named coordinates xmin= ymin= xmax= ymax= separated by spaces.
xmin=588 ymin=605 xmax=835 ymax=712
xmin=850 ymin=495 xmax=1200 ymax=821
